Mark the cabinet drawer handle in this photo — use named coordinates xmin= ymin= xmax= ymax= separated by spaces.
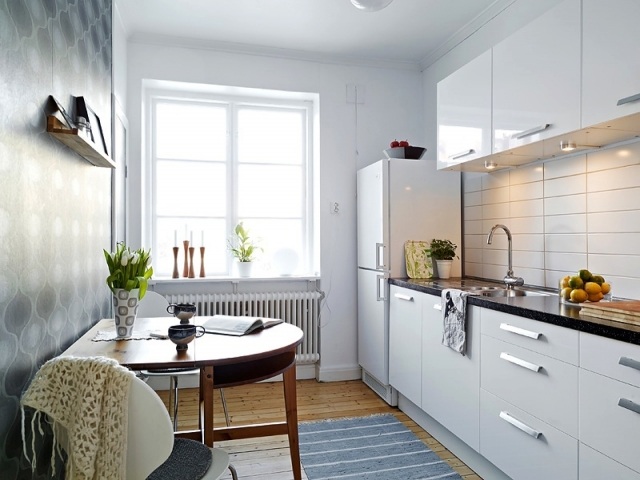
xmin=512 ymin=123 xmax=550 ymax=139
xmin=618 ymin=398 xmax=640 ymax=415
xmin=500 ymin=352 xmax=541 ymax=373
xmin=619 ymin=356 xmax=640 ymax=371
xmin=449 ymin=149 xmax=476 ymax=160
xmin=499 ymin=411 xmax=541 ymax=438
xmin=617 ymin=93 xmax=640 ymax=106
xmin=500 ymin=323 xmax=541 ymax=340
xmin=393 ymin=293 xmax=413 ymax=302
xmin=433 ymin=304 xmax=442 ymax=311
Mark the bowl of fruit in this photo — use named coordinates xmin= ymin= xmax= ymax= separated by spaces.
xmin=559 ymin=269 xmax=611 ymax=304
xmin=384 ymin=140 xmax=426 ymax=160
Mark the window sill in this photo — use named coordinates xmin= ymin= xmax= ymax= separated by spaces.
xmin=149 ymin=275 xmax=320 ymax=286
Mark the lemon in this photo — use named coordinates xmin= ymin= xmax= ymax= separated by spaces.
xmin=560 ymin=275 xmax=571 ymax=289
xmin=601 ymin=282 xmax=611 ymax=295
xmin=584 ymin=282 xmax=602 ymax=295
xmin=569 ymin=276 xmax=584 ymax=290
xmin=591 ymin=275 xmax=605 ymax=286
xmin=579 ymin=269 xmax=593 ymax=282
xmin=560 ymin=287 xmax=572 ymax=300
xmin=570 ymin=289 xmax=588 ymax=303
xmin=588 ymin=292 xmax=604 ymax=303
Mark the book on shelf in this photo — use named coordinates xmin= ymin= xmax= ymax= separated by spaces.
xmin=201 ymin=315 xmax=284 ymax=336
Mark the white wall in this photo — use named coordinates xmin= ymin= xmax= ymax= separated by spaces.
xmin=126 ymin=42 xmax=423 ymax=381
xmin=112 ymin=4 xmax=127 ymax=108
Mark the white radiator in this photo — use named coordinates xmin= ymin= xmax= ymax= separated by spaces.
xmin=166 ymin=290 xmax=323 ymax=364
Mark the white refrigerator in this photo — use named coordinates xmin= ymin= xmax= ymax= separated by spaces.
xmin=357 ymin=158 xmax=461 ymax=404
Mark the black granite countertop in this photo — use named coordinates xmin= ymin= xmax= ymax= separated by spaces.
xmin=390 ymin=277 xmax=640 ymax=346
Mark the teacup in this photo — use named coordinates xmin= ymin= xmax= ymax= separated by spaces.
xmin=168 ymin=324 xmax=205 ymax=351
xmin=167 ymin=303 xmax=197 ymax=323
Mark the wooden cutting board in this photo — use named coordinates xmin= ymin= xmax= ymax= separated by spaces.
xmin=579 ymin=301 xmax=640 ymax=325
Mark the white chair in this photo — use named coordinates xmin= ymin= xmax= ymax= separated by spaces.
xmin=138 ymin=291 xmax=230 ymax=430
xmin=129 ymin=375 xmax=237 ymax=480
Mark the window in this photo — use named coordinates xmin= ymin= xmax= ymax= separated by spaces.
xmin=147 ymin=87 xmax=317 ymax=278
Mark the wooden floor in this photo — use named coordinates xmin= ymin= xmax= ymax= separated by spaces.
xmin=158 ymin=379 xmax=481 ymax=480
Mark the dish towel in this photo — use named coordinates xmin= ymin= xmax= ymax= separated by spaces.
xmin=441 ymin=288 xmax=469 ymax=355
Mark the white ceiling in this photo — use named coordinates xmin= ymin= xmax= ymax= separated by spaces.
xmin=115 ymin=0 xmax=514 ymax=70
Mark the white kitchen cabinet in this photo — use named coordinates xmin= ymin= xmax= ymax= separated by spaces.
xmin=480 ymin=389 xmax=578 ymax=480
xmin=389 ymin=285 xmax=422 ymax=406
xmin=422 ymin=297 xmax=480 ymax=451
xmin=582 ymin=0 xmax=640 ymax=127
xmin=492 ymin=0 xmax=580 ymax=153
xmin=437 ymin=49 xmax=492 ymax=170
xmin=579 ymin=443 xmax=640 ymax=480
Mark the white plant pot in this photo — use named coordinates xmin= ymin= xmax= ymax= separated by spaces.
xmin=113 ymin=288 xmax=139 ymax=338
xmin=237 ymin=261 xmax=253 ymax=277
xmin=435 ymin=260 xmax=453 ymax=279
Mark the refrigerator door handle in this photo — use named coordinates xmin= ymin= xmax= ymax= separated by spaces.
xmin=375 ymin=243 xmax=385 ymax=270
xmin=376 ymin=274 xmax=385 ymax=301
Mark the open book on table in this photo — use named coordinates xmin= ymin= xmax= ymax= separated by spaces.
xmin=201 ymin=315 xmax=284 ymax=336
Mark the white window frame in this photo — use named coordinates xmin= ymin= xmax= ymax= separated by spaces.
xmin=143 ymin=84 xmax=318 ymax=278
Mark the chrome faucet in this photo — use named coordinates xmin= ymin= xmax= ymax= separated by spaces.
xmin=487 ymin=224 xmax=524 ymax=289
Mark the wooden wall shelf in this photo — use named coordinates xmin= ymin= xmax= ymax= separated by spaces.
xmin=47 ymin=116 xmax=115 ymax=168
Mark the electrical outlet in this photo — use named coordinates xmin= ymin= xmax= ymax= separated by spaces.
xmin=330 ymin=201 xmax=340 ymax=214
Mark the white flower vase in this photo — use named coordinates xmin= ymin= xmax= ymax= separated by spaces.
xmin=113 ymin=288 xmax=139 ymax=338
xmin=435 ymin=259 xmax=453 ymax=279
xmin=237 ymin=261 xmax=253 ymax=278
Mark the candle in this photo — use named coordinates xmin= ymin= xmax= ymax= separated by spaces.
xmin=190 ymin=231 xmax=193 ymax=244
xmin=201 ymin=230 xmax=204 ymax=246
xmin=174 ymin=230 xmax=177 ymax=247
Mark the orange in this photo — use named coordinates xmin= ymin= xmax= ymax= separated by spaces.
xmin=601 ymin=282 xmax=611 ymax=295
xmin=570 ymin=289 xmax=588 ymax=303
xmin=560 ymin=287 xmax=572 ymax=300
xmin=569 ymin=276 xmax=584 ymax=290
xmin=560 ymin=276 xmax=571 ymax=289
xmin=584 ymin=282 xmax=602 ymax=295
xmin=588 ymin=292 xmax=604 ymax=303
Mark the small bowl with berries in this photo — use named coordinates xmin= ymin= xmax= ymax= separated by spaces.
xmin=384 ymin=139 xmax=426 ymax=160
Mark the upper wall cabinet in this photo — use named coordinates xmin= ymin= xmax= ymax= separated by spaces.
xmin=582 ymin=0 xmax=640 ymax=127
xmin=492 ymin=0 xmax=581 ymax=154
xmin=437 ymin=50 xmax=492 ymax=170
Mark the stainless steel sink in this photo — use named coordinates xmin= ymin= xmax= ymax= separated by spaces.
xmin=462 ymin=286 xmax=551 ymax=297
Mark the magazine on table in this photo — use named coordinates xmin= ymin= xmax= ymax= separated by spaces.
xmin=201 ymin=315 xmax=283 ymax=336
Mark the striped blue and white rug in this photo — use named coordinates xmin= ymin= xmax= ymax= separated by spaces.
xmin=298 ymin=414 xmax=463 ymax=479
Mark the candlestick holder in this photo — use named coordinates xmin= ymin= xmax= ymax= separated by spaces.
xmin=182 ymin=240 xmax=190 ymax=277
xmin=188 ymin=247 xmax=196 ymax=278
xmin=199 ymin=247 xmax=206 ymax=278
xmin=172 ymin=247 xmax=179 ymax=279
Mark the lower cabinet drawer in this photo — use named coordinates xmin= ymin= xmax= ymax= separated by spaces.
xmin=480 ymin=389 xmax=578 ymax=480
xmin=580 ymin=369 xmax=640 ymax=473
xmin=579 ymin=443 xmax=640 ymax=480
xmin=481 ymin=334 xmax=578 ymax=437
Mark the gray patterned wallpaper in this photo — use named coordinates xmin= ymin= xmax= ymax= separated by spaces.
xmin=0 ymin=0 xmax=113 ymax=477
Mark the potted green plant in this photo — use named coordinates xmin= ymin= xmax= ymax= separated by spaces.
xmin=228 ymin=222 xmax=262 ymax=277
xmin=103 ymin=242 xmax=153 ymax=338
xmin=429 ymin=239 xmax=458 ymax=279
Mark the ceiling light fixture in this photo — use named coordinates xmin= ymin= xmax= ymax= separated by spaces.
xmin=484 ymin=160 xmax=498 ymax=170
xmin=350 ymin=0 xmax=394 ymax=12
xmin=560 ymin=141 xmax=577 ymax=152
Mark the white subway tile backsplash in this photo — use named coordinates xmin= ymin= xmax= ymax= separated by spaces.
xmin=545 ymin=233 xmax=587 ymax=253
xmin=588 ymin=211 xmax=640 ymax=233
xmin=510 ymin=181 xmax=543 ymax=202
xmin=544 ymin=214 xmax=586 ymax=234
xmin=483 ymin=202 xmax=510 ymax=220
xmin=482 ymin=186 xmax=509 ymax=204
xmin=544 ymin=194 xmax=586 ymax=216
xmin=510 ymin=199 xmax=543 ymax=218
xmin=461 ymin=140 xmax=640 ymax=296
xmin=544 ymin=174 xmax=586 ymax=198
xmin=510 ymin=164 xmax=543 ymax=185
xmin=588 ymin=233 xmax=640 ymax=255
xmin=587 ymin=141 xmax=640 ymax=172
xmin=544 ymin=154 xmax=586 ymax=179
xmin=587 ymin=187 xmax=640 ymax=213
xmin=587 ymin=165 xmax=640 ymax=192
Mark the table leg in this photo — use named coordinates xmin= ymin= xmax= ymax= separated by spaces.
xmin=283 ymin=364 xmax=301 ymax=480
xmin=202 ymin=365 xmax=215 ymax=447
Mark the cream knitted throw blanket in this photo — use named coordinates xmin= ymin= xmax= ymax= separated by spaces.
xmin=21 ymin=356 xmax=135 ymax=480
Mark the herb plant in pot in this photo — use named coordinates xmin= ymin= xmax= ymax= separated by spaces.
xmin=104 ymin=243 xmax=153 ymax=338
xmin=429 ymin=239 xmax=458 ymax=280
xmin=228 ymin=222 xmax=262 ymax=277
